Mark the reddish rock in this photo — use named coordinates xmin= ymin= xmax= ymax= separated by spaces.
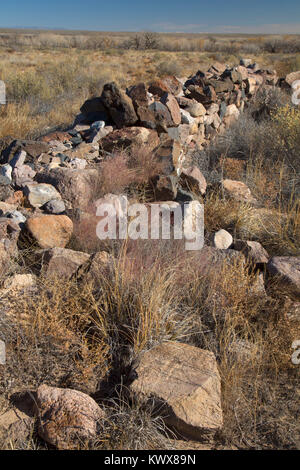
xmin=127 ymin=82 xmax=149 ymax=107
xmin=100 ymin=127 xmax=159 ymax=153
xmin=41 ymin=247 xmax=90 ymax=279
xmin=234 ymin=240 xmax=269 ymax=265
xmin=154 ymin=137 xmax=183 ymax=175
xmin=161 ymin=76 xmax=183 ymax=96
xmin=0 ymin=218 xmax=20 ymax=255
xmin=26 ymin=215 xmax=73 ymax=249
xmin=131 ymin=342 xmax=223 ymax=439
xmin=37 ymin=167 xmax=99 ymax=211
xmin=40 ymin=132 xmax=71 ymax=143
xmin=267 ymin=256 xmax=300 ymax=299
xmin=160 ymin=93 xmax=181 ymax=126
xmin=36 ymin=384 xmax=106 ymax=450
xmin=148 ymin=79 xmax=170 ymax=97
xmin=187 ymin=85 xmax=216 ymax=105
xmin=222 ymin=179 xmax=257 ymax=204
xmin=180 ymin=166 xmax=207 ymax=195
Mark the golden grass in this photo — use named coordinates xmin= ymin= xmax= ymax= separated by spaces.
xmin=1 ymin=244 xmax=299 ymax=449
xmin=0 ymin=34 xmax=298 ymax=140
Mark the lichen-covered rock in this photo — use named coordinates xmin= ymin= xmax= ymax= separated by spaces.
xmin=36 ymin=384 xmax=106 ymax=449
xmin=131 ymin=342 xmax=223 ymax=439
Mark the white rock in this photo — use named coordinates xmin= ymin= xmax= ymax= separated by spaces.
xmin=3 ymin=273 xmax=37 ymax=293
xmin=69 ymin=158 xmax=87 ymax=170
xmin=213 ymin=229 xmax=233 ymax=249
xmin=0 ymin=164 xmax=12 ymax=182
xmin=24 ymin=183 xmax=61 ymax=208
xmin=9 ymin=150 xmax=27 ymax=169
xmin=0 ymin=339 xmax=5 ymax=365
xmin=180 ymin=109 xmax=195 ymax=125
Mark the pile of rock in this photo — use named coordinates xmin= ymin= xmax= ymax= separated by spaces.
xmin=0 ymin=59 xmax=298 ymax=295
xmin=0 ymin=60 xmax=299 ymax=449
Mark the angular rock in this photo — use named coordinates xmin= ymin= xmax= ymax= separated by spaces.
xmin=36 ymin=384 xmax=106 ymax=450
xmin=148 ymin=79 xmax=171 ymax=97
xmin=180 ymin=109 xmax=195 ymax=126
xmin=154 ymin=137 xmax=183 ymax=175
xmin=9 ymin=149 xmax=27 ymax=168
xmin=41 ymin=247 xmax=90 ymax=279
xmin=160 ymin=93 xmax=181 ymax=126
xmin=180 ymin=166 xmax=207 ymax=195
xmin=5 ymin=209 xmax=27 ymax=228
xmin=162 ymin=76 xmax=183 ymax=96
xmin=187 ymin=85 xmax=216 ymax=105
xmin=2 ymin=139 xmax=49 ymax=164
xmin=23 ymin=183 xmax=61 ymax=208
xmin=235 ymin=65 xmax=249 ymax=80
xmin=0 ymin=164 xmax=12 ymax=183
xmin=131 ymin=342 xmax=223 ymax=439
xmin=0 ymin=217 xmax=20 ymax=255
xmin=101 ymin=82 xmax=137 ymax=128
xmin=267 ymin=256 xmax=300 ymax=298
xmin=234 ymin=240 xmax=269 ymax=265
xmin=127 ymin=83 xmax=157 ymax=129
xmin=210 ymin=78 xmax=234 ymax=94
xmin=222 ymin=179 xmax=257 ymax=204
xmin=12 ymin=164 xmax=36 ymax=187
xmin=285 ymin=71 xmax=300 ymax=86
xmin=208 ymin=62 xmax=227 ymax=74
xmin=25 ymin=215 xmax=73 ymax=249
xmin=245 ymin=77 xmax=257 ymax=95
xmin=43 ymin=198 xmax=66 ymax=214
xmin=37 ymin=167 xmax=99 ymax=211
xmin=148 ymin=101 xmax=174 ymax=132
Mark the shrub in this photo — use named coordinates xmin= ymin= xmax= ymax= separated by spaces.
xmin=156 ymin=60 xmax=183 ymax=77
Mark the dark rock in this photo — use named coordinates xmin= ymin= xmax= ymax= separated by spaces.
xmin=101 ymin=82 xmax=138 ymax=128
xmin=1 ymin=139 xmax=49 ymax=164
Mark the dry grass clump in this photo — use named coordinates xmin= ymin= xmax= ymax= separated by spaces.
xmin=0 ymin=276 xmax=111 ymax=398
xmin=93 ymin=396 xmax=173 ymax=450
xmin=177 ymin=256 xmax=300 ymax=449
xmin=155 ymin=60 xmax=183 ymax=77
xmin=0 ymin=242 xmax=299 ymax=449
xmin=96 ymin=145 xmax=164 ymax=198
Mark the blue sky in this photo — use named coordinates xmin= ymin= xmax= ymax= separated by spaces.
xmin=0 ymin=0 xmax=300 ymax=33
